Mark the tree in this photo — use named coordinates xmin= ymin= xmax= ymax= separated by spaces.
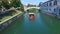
xmin=10 ymin=0 xmax=21 ymax=8
xmin=27 ymin=3 xmax=36 ymax=7
xmin=18 ymin=0 xmax=24 ymax=11
xmin=0 ymin=2 xmax=2 ymax=9
xmin=1 ymin=0 xmax=24 ymax=11
xmin=2 ymin=0 xmax=10 ymax=9
xmin=39 ymin=2 xmax=43 ymax=7
xmin=19 ymin=2 xmax=24 ymax=11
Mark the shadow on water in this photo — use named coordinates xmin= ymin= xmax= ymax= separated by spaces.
xmin=0 ymin=15 xmax=24 ymax=34
xmin=40 ymin=13 xmax=60 ymax=34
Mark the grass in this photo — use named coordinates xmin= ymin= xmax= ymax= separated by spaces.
xmin=0 ymin=10 xmax=22 ymax=22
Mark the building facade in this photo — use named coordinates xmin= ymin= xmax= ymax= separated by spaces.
xmin=40 ymin=0 xmax=60 ymax=18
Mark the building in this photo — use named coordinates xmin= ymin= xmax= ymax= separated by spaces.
xmin=40 ymin=0 xmax=60 ymax=18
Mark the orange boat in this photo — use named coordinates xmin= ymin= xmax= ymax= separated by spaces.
xmin=29 ymin=13 xmax=35 ymax=19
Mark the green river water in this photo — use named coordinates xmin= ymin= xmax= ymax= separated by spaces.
xmin=0 ymin=10 xmax=60 ymax=34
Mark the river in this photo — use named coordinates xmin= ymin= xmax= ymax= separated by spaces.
xmin=0 ymin=10 xmax=60 ymax=34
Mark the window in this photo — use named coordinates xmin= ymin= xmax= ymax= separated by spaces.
xmin=47 ymin=3 xmax=48 ymax=6
xmin=54 ymin=0 xmax=57 ymax=5
xmin=49 ymin=8 xmax=51 ymax=11
xmin=59 ymin=9 xmax=60 ymax=14
xmin=50 ymin=0 xmax=53 ymax=1
xmin=50 ymin=2 xmax=52 ymax=6
xmin=54 ymin=9 xmax=55 ymax=12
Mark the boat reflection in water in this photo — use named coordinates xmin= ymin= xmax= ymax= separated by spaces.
xmin=29 ymin=13 xmax=35 ymax=19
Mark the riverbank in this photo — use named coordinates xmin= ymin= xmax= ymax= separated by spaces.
xmin=41 ymin=11 xmax=55 ymax=17
xmin=0 ymin=10 xmax=24 ymax=31
xmin=0 ymin=10 xmax=21 ymax=22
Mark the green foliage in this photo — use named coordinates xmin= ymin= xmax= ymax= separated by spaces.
xmin=27 ymin=3 xmax=36 ymax=7
xmin=10 ymin=0 xmax=21 ymax=7
xmin=27 ymin=8 xmax=37 ymax=12
xmin=0 ymin=2 xmax=2 ymax=9
xmin=20 ymin=4 xmax=24 ymax=11
xmin=2 ymin=0 xmax=10 ymax=9
xmin=39 ymin=2 xmax=43 ymax=7
xmin=0 ymin=0 xmax=24 ymax=11
xmin=10 ymin=0 xmax=24 ymax=11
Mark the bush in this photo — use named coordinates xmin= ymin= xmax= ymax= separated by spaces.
xmin=2 ymin=0 xmax=10 ymax=9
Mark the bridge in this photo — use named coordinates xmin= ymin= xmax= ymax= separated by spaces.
xmin=24 ymin=6 xmax=40 ymax=12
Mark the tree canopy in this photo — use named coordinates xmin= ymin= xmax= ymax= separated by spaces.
xmin=39 ymin=2 xmax=43 ymax=7
xmin=0 ymin=0 xmax=24 ymax=11
xmin=27 ymin=3 xmax=37 ymax=7
xmin=10 ymin=0 xmax=21 ymax=7
xmin=2 ymin=0 xmax=10 ymax=9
